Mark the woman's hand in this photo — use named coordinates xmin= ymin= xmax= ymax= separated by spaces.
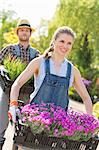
xmin=8 ymin=100 xmax=18 ymax=124
xmin=8 ymin=106 xmax=16 ymax=124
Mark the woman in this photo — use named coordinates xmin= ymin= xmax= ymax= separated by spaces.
xmin=9 ymin=26 xmax=92 ymax=123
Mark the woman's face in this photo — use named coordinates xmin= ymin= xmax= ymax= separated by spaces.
xmin=53 ymin=33 xmax=74 ymax=56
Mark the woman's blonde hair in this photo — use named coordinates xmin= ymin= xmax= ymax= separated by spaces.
xmin=43 ymin=26 xmax=76 ymax=58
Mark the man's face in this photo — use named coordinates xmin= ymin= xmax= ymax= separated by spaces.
xmin=17 ymin=27 xmax=31 ymax=42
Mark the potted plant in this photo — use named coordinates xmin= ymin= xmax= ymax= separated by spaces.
xmin=14 ymin=102 xmax=99 ymax=150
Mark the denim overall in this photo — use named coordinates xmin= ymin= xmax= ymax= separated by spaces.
xmin=14 ymin=44 xmax=39 ymax=61
xmin=30 ymin=58 xmax=71 ymax=110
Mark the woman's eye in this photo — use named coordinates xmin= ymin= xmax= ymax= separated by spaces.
xmin=68 ymin=42 xmax=72 ymax=45
xmin=60 ymin=40 xmax=64 ymax=43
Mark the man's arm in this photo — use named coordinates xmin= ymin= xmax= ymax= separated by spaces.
xmin=0 ymin=45 xmax=14 ymax=65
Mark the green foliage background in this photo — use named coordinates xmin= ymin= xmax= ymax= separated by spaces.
xmin=0 ymin=0 xmax=99 ymax=102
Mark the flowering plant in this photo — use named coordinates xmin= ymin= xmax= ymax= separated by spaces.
xmin=82 ymin=78 xmax=92 ymax=87
xmin=20 ymin=103 xmax=99 ymax=141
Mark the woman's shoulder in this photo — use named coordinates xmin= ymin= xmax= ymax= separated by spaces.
xmin=65 ymin=59 xmax=80 ymax=74
xmin=30 ymin=55 xmax=44 ymax=63
xmin=73 ymin=65 xmax=81 ymax=78
xmin=64 ymin=59 xmax=80 ymax=76
xmin=64 ymin=58 xmax=74 ymax=67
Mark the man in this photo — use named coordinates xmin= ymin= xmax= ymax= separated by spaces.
xmin=0 ymin=19 xmax=40 ymax=65
xmin=0 ymin=19 xmax=40 ymax=149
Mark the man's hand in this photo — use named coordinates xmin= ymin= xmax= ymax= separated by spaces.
xmin=0 ymin=65 xmax=8 ymax=76
xmin=0 ymin=65 xmax=10 ymax=81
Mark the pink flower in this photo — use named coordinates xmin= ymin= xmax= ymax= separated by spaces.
xmin=20 ymin=103 xmax=99 ymax=141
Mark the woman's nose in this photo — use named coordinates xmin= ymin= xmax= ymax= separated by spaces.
xmin=64 ymin=44 xmax=68 ymax=48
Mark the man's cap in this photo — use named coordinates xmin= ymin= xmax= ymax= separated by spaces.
xmin=15 ymin=19 xmax=35 ymax=32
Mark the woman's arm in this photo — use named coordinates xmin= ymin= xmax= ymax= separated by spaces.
xmin=10 ymin=57 xmax=41 ymax=101
xmin=73 ymin=66 xmax=93 ymax=115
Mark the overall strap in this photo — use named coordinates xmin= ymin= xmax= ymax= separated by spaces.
xmin=45 ymin=58 xmax=50 ymax=74
xmin=66 ymin=62 xmax=72 ymax=88
xmin=29 ymin=47 xmax=39 ymax=61
xmin=14 ymin=45 xmax=38 ymax=61
xmin=29 ymin=47 xmax=33 ymax=61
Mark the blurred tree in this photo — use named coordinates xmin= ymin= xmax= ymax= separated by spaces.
xmin=37 ymin=0 xmax=99 ymax=99
xmin=0 ymin=10 xmax=18 ymax=49
xmin=0 ymin=10 xmax=42 ymax=52
xmin=40 ymin=0 xmax=99 ymax=77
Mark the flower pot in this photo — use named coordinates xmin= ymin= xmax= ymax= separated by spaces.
xmin=13 ymin=124 xmax=99 ymax=150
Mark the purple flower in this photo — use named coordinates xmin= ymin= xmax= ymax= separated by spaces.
xmin=82 ymin=78 xmax=92 ymax=86
xmin=20 ymin=102 xmax=99 ymax=141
